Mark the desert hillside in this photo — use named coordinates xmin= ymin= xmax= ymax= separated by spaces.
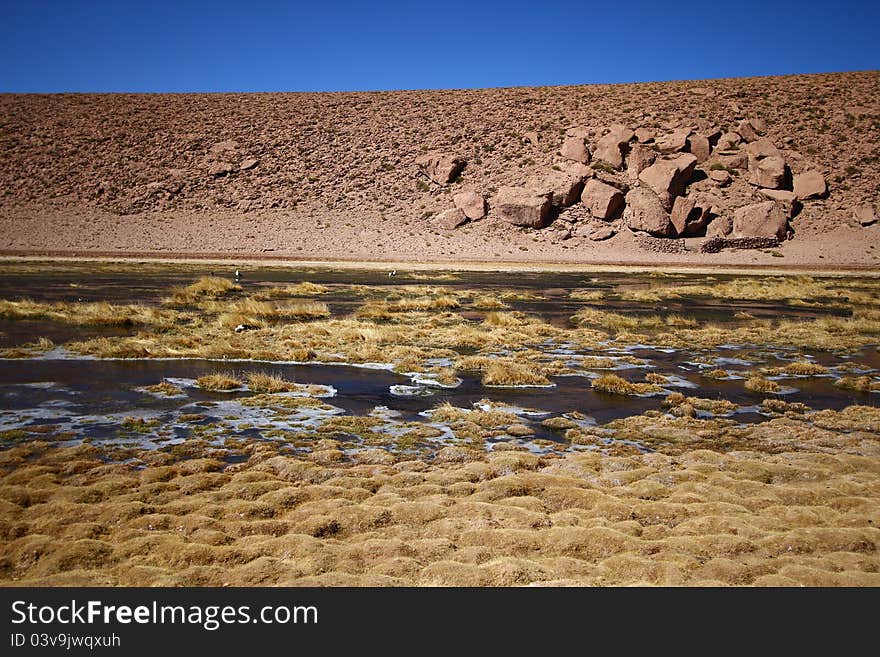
xmin=1 ymin=71 xmax=878 ymax=265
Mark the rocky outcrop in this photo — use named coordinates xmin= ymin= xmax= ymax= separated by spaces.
xmin=593 ymin=124 xmax=633 ymax=169
xmin=749 ymin=156 xmax=788 ymax=189
xmin=625 ymin=144 xmax=656 ymax=179
xmin=793 ymin=170 xmax=827 ymax=200
xmin=560 ymin=136 xmax=591 ymax=164
xmin=527 ymin=170 xmax=584 ymax=207
xmin=624 ymin=188 xmax=672 ymax=236
xmin=493 ymin=187 xmax=553 ymax=228
xmin=732 ymin=201 xmax=789 ymax=240
xmin=416 ymin=153 xmax=466 ymax=184
xmin=638 ymin=154 xmax=696 ymax=210
xmin=453 ymin=191 xmax=486 ymax=220
xmin=435 ymin=208 xmax=468 ymax=230
xmin=581 ymin=179 xmax=624 ymax=220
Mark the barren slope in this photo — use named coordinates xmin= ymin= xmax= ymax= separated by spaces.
xmin=1 ymin=71 xmax=878 ymax=266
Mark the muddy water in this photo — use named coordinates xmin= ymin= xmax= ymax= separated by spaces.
xmin=1 ymin=263 xmax=878 ymax=456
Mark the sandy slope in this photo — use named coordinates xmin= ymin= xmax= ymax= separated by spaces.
xmin=1 ymin=71 xmax=878 ymax=267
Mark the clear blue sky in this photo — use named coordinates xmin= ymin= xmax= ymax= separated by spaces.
xmin=1 ymin=0 xmax=877 ymax=92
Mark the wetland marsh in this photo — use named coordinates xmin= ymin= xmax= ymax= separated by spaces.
xmin=1 ymin=261 xmax=878 ymax=586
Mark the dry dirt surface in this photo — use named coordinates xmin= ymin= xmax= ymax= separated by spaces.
xmin=1 ymin=72 xmax=878 ymax=267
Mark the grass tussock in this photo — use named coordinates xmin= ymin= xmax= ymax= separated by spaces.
xmin=763 ymin=361 xmax=829 ymax=377
xmin=168 ymin=276 xmax=240 ymax=304
xmin=591 ymin=374 xmax=662 ymax=396
xmin=145 ymin=380 xmax=183 ymax=396
xmin=569 ymin=290 xmax=605 ymax=301
xmin=482 ymin=362 xmax=551 ymax=387
xmin=0 ymin=299 xmax=178 ymax=327
xmin=470 ymin=295 xmax=509 ymax=310
xmin=745 ymin=376 xmax=783 ymax=394
xmin=196 ymin=373 xmax=243 ymax=391
xmin=246 ymin=372 xmax=299 ymax=393
xmin=255 ymin=282 xmax=329 ymax=298
xmin=834 ymin=376 xmax=880 ymax=392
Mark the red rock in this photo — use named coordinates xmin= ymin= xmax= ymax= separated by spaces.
xmin=581 ymin=179 xmax=625 ymax=220
xmin=686 ymin=133 xmax=711 ymax=163
xmin=854 ymin=205 xmax=877 ymax=226
xmin=792 ymin=170 xmax=827 ymax=200
xmin=415 ymin=153 xmax=466 ymax=184
xmin=709 ymin=169 xmax=731 ymax=186
xmin=625 ymin=144 xmax=656 ymax=178
xmin=589 ymin=226 xmax=616 ymax=241
xmin=656 ymin=127 xmax=692 ymax=153
xmin=749 ymin=155 xmax=788 ymax=189
xmin=624 ymin=188 xmax=672 ymax=236
xmin=670 ymin=196 xmax=696 ymax=235
xmin=638 ymin=154 xmax=696 ymax=210
xmin=527 ymin=170 xmax=584 ymax=207
xmin=493 ymin=187 xmax=553 ymax=228
xmin=560 ymin=136 xmax=591 ymax=164
xmin=435 ymin=208 xmax=468 ymax=230
xmin=732 ymin=201 xmax=789 ymax=240
xmin=453 ymin=191 xmax=486 ymax=220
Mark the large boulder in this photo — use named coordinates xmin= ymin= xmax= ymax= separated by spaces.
xmin=671 ymin=195 xmax=714 ymax=236
xmin=493 ymin=187 xmax=553 ymax=228
xmin=758 ymin=189 xmax=802 ymax=218
xmin=749 ymin=155 xmax=788 ymax=189
xmin=435 ymin=208 xmax=468 ymax=230
xmin=686 ymin=133 xmax=711 ymax=163
xmin=638 ymin=153 xmax=697 ymax=210
xmin=557 ymin=161 xmax=593 ymax=181
xmin=706 ymin=215 xmax=733 ymax=238
xmin=527 ymin=170 xmax=584 ymax=207
xmin=581 ymin=179 xmax=625 ymax=220
xmin=625 ymin=144 xmax=657 ymax=179
xmin=716 ymin=132 xmax=742 ymax=150
xmin=793 ymin=170 xmax=828 ymax=200
xmin=656 ymin=127 xmax=691 ymax=153
xmin=634 ymin=127 xmax=655 ymax=143
xmin=624 ymin=188 xmax=672 ymax=236
xmin=738 ymin=119 xmax=764 ymax=143
xmin=593 ymin=124 xmax=633 ymax=169
xmin=415 ymin=153 xmax=466 ymax=184
xmin=560 ymin=136 xmax=591 ymax=164
xmin=732 ymin=201 xmax=789 ymax=240
xmin=453 ymin=191 xmax=487 ymax=220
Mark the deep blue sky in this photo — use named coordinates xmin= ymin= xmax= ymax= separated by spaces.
xmin=1 ymin=0 xmax=877 ymax=92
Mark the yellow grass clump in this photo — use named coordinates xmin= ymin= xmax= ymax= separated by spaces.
xmin=591 ymin=374 xmax=662 ymax=396
xmin=196 ymin=373 xmax=243 ymax=391
xmin=834 ymin=376 xmax=880 ymax=392
xmin=256 ymin=282 xmax=329 ymax=298
xmin=168 ymin=276 xmax=240 ymax=304
xmin=482 ymin=361 xmax=551 ymax=387
xmin=745 ymin=376 xmax=782 ymax=394
xmin=764 ymin=361 xmax=829 ymax=376
xmin=145 ymin=380 xmax=183 ymax=396
xmin=246 ymin=372 xmax=299 ymax=393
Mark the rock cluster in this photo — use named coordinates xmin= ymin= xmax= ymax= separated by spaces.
xmin=429 ymin=116 xmax=842 ymax=251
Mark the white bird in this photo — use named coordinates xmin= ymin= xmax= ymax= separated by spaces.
xmin=234 ymin=269 xmax=241 ymax=279
xmin=388 ymin=269 xmax=396 ymax=277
